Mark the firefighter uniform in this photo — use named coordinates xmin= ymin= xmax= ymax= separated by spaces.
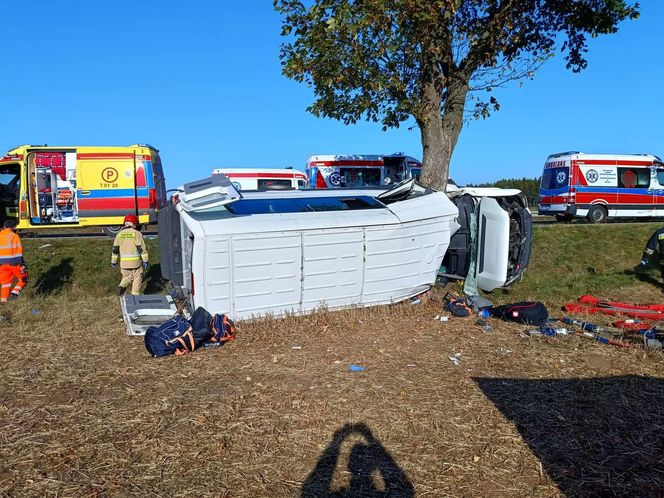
xmin=111 ymin=226 xmax=149 ymax=295
xmin=0 ymin=224 xmax=26 ymax=302
xmin=640 ymin=226 xmax=664 ymax=280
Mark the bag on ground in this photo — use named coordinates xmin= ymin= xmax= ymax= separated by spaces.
xmin=443 ymin=292 xmax=472 ymax=317
xmin=208 ymin=314 xmax=237 ymax=344
xmin=490 ymin=301 xmax=549 ymax=325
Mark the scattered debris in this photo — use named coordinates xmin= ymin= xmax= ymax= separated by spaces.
xmin=433 ymin=315 xmax=449 ymax=322
xmin=348 ymin=364 xmax=365 ymax=372
xmin=475 ymin=318 xmax=492 ymax=334
xmin=31 ymin=309 xmax=41 ymax=315
xmin=38 ymin=244 xmax=52 ymax=249
xmin=448 ymin=353 xmax=462 ymax=366
xmin=410 ymin=298 xmax=421 ymax=305
xmin=291 ymin=346 xmax=302 ymax=350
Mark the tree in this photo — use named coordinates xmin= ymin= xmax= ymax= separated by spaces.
xmin=274 ymin=0 xmax=639 ymax=190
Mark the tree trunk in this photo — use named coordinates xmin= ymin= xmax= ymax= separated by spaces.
xmin=418 ymin=78 xmax=469 ymax=191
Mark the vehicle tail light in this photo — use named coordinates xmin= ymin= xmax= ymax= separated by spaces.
xmin=148 ymin=188 xmax=157 ymax=208
xmin=316 ymin=169 xmax=327 ymax=189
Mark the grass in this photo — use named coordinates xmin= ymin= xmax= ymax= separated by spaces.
xmin=1 ymin=224 xmax=663 ymax=497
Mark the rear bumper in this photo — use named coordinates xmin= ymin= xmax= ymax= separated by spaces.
xmin=538 ymin=204 xmax=576 ymax=216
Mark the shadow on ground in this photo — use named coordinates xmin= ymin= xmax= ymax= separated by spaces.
xmin=475 ymin=375 xmax=664 ymax=497
xmin=624 ymin=268 xmax=664 ymax=290
xmin=301 ymin=423 xmax=414 ymax=498
xmin=143 ymin=263 xmax=166 ymax=294
xmin=34 ymin=257 xmax=74 ymax=295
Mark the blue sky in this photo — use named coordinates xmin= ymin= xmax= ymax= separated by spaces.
xmin=1 ymin=1 xmax=662 ymax=188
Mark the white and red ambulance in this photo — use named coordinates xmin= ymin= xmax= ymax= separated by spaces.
xmin=306 ymin=153 xmax=422 ymax=188
xmin=211 ymin=168 xmax=308 ymax=191
xmin=538 ymin=152 xmax=664 ymax=222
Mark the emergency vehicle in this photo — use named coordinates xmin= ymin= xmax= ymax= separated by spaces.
xmin=0 ymin=144 xmax=167 ymax=234
xmin=211 ymin=168 xmax=308 ymax=191
xmin=538 ymin=152 xmax=664 ymax=222
xmin=306 ymin=153 xmax=422 ymax=188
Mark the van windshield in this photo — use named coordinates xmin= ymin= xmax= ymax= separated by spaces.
xmin=541 ymin=167 xmax=569 ymax=189
xmin=0 ymin=164 xmax=20 ymax=211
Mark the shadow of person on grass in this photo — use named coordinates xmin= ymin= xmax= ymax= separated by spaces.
xmin=475 ymin=375 xmax=664 ymax=497
xmin=34 ymin=257 xmax=74 ymax=295
xmin=301 ymin=423 xmax=414 ymax=498
xmin=143 ymin=263 xmax=167 ymax=294
xmin=623 ymin=267 xmax=664 ymax=290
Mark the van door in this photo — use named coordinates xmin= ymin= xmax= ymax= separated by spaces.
xmin=617 ymin=166 xmax=653 ymax=217
xmin=652 ymin=166 xmax=664 ymax=216
xmin=25 ymin=150 xmax=79 ymax=224
xmin=475 ymin=197 xmax=509 ymax=291
xmin=77 ymin=151 xmax=137 ymax=222
xmin=0 ymin=162 xmax=21 ymax=223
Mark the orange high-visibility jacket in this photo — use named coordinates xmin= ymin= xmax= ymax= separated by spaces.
xmin=0 ymin=228 xmax=24 ymax=266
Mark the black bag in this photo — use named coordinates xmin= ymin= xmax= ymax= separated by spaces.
xmin=489 ymin=301 xmax=548 ymax=325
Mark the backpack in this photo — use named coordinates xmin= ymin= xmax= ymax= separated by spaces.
xmin=208 ymin=314 xmax=237 ymax=344
xmin=443 ymin=292 xmax=473 ymax=317
xmin=144 ymin=315 xmax=201 ymax=357
xmin=144 ymin=308 xmax=237 ymax=357
xmin=490 ymin=301 xmax=549 ymax=325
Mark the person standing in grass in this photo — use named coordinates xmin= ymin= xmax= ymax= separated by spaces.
xmin=0 ymin=219 xmax=27 ymax=302
xmin=636 ymin=227 xmax=664 ymax=281
xmin=111 ymin=215 xmax=149 ymax=296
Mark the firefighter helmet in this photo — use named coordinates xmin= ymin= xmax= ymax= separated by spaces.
xmin=123 ymin=214 xmax=139 ymax=227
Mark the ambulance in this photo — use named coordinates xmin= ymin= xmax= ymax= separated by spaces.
xmin=211 ymin=168 xmax=308 ymax=191
xmin=306 ymin=153 xmax=422 ymax=188
xmin=538 ymin=152 xmax=664 ymax=222
xmin=0 ymin=144 xmax=167 ymax=234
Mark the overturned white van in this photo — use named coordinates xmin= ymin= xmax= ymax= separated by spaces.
xmin=121 ymin=175 xmax=532 ymax=333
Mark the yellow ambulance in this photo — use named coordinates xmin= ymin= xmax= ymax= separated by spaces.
xmin=0 ymin=144 xmax=167 ymax=234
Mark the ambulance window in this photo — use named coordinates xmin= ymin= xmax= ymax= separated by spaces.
xmin=297 ymin=179 xmax=307 ymax=190
xmin=257 ymin=179 xmax=292 ymax=190
xmin=618 ymin=168 xmax=649 ymax=188
xmin=657 ymin=169 xmax=664 ymax=185
xmin=0 ymin=165 xmax=20 ymax=206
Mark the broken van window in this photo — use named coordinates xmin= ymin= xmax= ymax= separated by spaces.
xmin=225 ymin=196 xmax=385 ymax=215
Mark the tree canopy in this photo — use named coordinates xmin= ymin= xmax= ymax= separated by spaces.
xmin=275 ymin=0 xmax=639 ymax=189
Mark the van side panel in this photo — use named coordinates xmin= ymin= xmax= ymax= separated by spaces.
xmin=302 ymin=228 xmax=364 ymax=308
xmin=230 ymin=232 xmax=302 ymax=316
xmin=203 ymin=235 xmax=233 ymax=313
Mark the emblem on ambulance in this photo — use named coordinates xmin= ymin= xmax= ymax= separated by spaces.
xmin=232 ymin=181 xmax=242 ymax=191
xmin=329 ymin=172 xmax=342 ymax=186
xmin=556 ymin=171 xmax=567 ymax=184
xmin=586 ymin=169 xmax=599 ymax=183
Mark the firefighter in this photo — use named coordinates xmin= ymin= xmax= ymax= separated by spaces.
xmin=111 ymin=215 xmax=149 ymax=296
xmin=0 ymin=219 xmax=27 ymax=303
xmin=636 ymin=226 xmax=664 ymax=281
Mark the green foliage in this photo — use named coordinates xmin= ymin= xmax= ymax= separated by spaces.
xmin=470 ymin=177 xmax=541 ymax=198
xmin=275 ymin=0 xmax=639 ymax=129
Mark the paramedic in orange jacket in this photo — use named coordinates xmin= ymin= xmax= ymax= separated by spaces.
xmin=0 ymin=219 xmax=27 ymax=302
xmin=111 ymin=215 xmax=149 ymax=295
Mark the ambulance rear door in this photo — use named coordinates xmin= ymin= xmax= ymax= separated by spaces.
xmin=76 ymin=150 xmax=138 ymax=224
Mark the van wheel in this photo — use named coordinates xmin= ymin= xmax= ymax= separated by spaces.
xmin=587 ymin=205 xmax=608 ymax=224
xmin=102 ymin=225 xmax=124 ymax=237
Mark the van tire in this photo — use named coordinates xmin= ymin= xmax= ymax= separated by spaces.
xmin=587 ymin=205 xmax=608 ymax=224
xmin=102 ymin=225 xmax=124 ymax=237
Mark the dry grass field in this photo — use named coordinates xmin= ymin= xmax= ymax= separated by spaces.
xmin=1 ymin=224 xmax=664 ymax=497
